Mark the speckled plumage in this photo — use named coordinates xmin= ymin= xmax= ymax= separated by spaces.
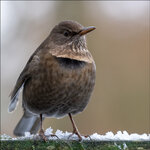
xmin=9 ymin=20 xmax=96 ymax=139
xmin=23 ymin=52 xmax=95 ymax=117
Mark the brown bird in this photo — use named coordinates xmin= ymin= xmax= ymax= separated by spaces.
xmin=8 ymin=20 xmax=96 ymax=141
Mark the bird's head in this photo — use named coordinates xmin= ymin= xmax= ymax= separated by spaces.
xmin=50 ymin=20 xmax=95 ymax=48
xmin=46 ymin=20 xmax=96 ymax=63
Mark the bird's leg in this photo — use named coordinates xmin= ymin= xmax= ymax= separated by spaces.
xmin=68 ymin=113 xmax=82 ymax=141
xmin=39 ymin=114 xmax=59 ymax=140
xmin=39 ymin=114 xmax=47 ymax=141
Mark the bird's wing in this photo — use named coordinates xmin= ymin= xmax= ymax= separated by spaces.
xmin=8 ymin=51 xmax=40 ymax=112
xmin=8 ymin=68 xmax=30 ymax=112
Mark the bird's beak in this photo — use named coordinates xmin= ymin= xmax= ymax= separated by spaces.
xmin=79 ymin=26 xmax=96 ymax=36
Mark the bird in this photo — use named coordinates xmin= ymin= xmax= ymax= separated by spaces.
xmin=8 ymin=20 xmax=96 ymax=141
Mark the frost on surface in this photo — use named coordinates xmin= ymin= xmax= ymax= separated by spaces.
xmin=1 ymin=127 xmax=150 ymax=141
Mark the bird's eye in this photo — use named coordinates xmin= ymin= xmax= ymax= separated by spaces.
xmin=63 ymin=31 xmax=70 ymax=37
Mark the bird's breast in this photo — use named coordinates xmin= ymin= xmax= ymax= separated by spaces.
xmin=23 ymin=53 xmax=96 ymax=116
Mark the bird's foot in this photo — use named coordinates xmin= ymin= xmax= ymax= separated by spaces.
xmin=84 ymin=135 xmax=92 ymax=140
xmin=68 ymin=132 xmax=92 ymax=141
xmin=68 ymin=129 xmax=82 ymax=141
xmin=39 ymin=129 xmax=47 ymax=142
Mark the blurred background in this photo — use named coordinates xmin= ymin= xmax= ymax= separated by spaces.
xmin=1 ymin=1 xmax=149 ymax=137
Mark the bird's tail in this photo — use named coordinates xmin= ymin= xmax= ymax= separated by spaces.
xmin=14 ymin=111 xmax=41 ymax=136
